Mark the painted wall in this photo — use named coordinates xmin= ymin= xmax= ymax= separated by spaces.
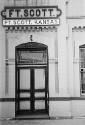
xmin=0 ymin=0 xmax=69 ymax=118
xmin=67 ymin=0 xmax=85 ymax=17
xmin=67 ymin=0 xmax=85 ymax=117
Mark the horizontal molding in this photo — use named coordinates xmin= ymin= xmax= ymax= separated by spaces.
xmin=49 ymin=97 xmax=85 ymax=101
xmin=0 ymin=98 xmax=15 ymax=102
xmin=17 ymin=64 xmax=47 ymax=68
xmin=18 ymin=97 xmax=46 ymax=101
xmin=67 ymin=16 xmax=85 ymax=19
xmin=5 ymin=58 xmax=58 ymax=65
xmin=5 ymin=58 xmax=58 ymax=61
xmin=0 ymin=97 xmax=85 ymax=102
xmin=19 ymin=89 xmax=45 ymax=92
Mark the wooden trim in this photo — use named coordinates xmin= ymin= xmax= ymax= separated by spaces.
xmin=19 ymin=89 xmax=46 ymax=93
xmin=5 ymin=31 xmax=8 ymax=95
xmin=15 ymin=48 xmax=17 ymax=116
xmin=1 ymin=97 xmax=85 ymax=102
xmin=18 ymin=97 xmax=46 ymax=101
xmin=35 ymin=97 xmax=46 ymax=100
xmin=18 ymin=98 xmax=30 ymax=101
xmin=18 ymin=109 xmax=48 ymax=115
xmin=17 ymin=65 xmax=47 ymax=69
xmin=49 ymin=97 xmax=85 ymax=101
xmin=19 ymin=89 xmax=31 ymax=93
xmin=30 ymin=68 xmax=35 ymax=111
xmin=34 ymin=89 xmax=46 ymax=92
xmin=0 ymin=98 xmax=15 ymax=102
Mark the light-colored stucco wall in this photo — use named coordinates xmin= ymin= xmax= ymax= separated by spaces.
xmin=67 ymin=0 xmax=85 ymax=118
xmin=67 ymin=0 xmax=85 ymax=17
xmin=0 ymin=0 xmax=69 ymax=118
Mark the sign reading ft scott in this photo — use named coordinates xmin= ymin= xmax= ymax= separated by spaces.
xmin=1 ymin=6 xmax=62 ymax=19
xmin=1 ymin=6 xmax=62 ymax=26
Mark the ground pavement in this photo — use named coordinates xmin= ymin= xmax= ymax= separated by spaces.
xmin=0 ymin=118 xmax=85 ymax=125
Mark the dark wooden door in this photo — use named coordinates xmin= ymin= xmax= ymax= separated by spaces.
xmin=15 ymin=42 xmax=49 ymax=116
xmin=16 ymin=67 xmax=48 ymax=115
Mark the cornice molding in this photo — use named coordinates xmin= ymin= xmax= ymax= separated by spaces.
xmin=67 ymin=16 xmax=85 ymax=19
xmin=72 ymin=26 xmax=85 ymax=31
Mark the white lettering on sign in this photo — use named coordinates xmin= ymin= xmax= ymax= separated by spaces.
xmin=3 ymin=19 xmax=60 ymax=26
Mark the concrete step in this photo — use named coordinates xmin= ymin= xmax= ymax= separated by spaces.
xmin=12 ymin=114 xmax=50 ymax=120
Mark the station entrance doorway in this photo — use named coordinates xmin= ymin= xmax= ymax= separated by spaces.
xmin=15 ymin=42 xmax=49 ymax=116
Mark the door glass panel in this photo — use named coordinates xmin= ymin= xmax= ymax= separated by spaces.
xmin=81 ymin=72 xmax=85 ymax=93
xmin=35 ymin=101 xmax=45 ymax=109
xmin=20 ymin=93 xmax=30 ymax=98
xmin=20 ymin=69 xmax=30 ymax=89
xmin=80 ymin=48 xmax=85 ymax=68
xmin=35 ymin=69 xmax=46 ymax=110
xmin=35 ymin=93 xmax=45 ymax=97
xmin=20 ymin=101 xmax=30 ymax=110
xmin=35 ymin=69 xmax=45 ymax=89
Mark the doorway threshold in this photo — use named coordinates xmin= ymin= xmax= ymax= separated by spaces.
xmin=13 ymin=114 xmax=50 ymax=120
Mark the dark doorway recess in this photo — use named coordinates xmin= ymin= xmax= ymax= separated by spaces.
xmin=15 ymin=42 xmax=49 ymax=117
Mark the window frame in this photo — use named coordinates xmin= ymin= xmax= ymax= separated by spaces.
xmin=79 ymin=46 xmax=85 ymax=95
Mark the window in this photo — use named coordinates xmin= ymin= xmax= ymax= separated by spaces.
xmin=17 ymin=50 xmax=47 ymax=64
xmin=80 ymin=45 xmax=85 ymax=94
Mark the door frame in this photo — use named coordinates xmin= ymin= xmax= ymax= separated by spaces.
xmin=15 ymin=42 xmax=49 ymax=116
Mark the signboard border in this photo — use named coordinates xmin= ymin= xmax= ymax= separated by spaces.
xmin=1 ymin=6 xmax=62 ymax=19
